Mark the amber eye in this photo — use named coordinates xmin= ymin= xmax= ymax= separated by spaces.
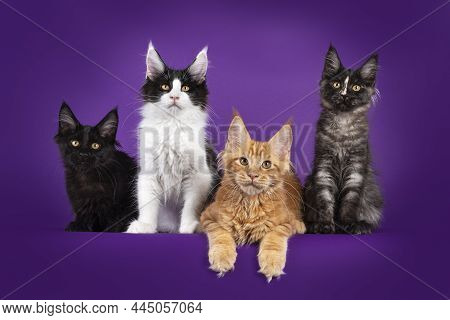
xmin=181 ymin=85 xmax=190 ymax=92
xmin=239 ymin=157 xmax=249 ymax=166
xmin=332 ymin=82 xmax=340 ymax=88
xmin=161 ymin=84 xmax=170 ymax=91
xmin=352 ymin=84 xmax=361 ymax=92
xmin=91 ymin=142 xmax=101 ymax=150
xmin=261 ymin=160 xmax=272 ymax=169
xmin=70 ymin=140 xmax=80 ymax=147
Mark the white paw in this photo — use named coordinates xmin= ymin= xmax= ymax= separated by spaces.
xmin=179 ymin=220 xmax=199 ymax=234
xmin=126 ymin=220 xmax=157 ymax=234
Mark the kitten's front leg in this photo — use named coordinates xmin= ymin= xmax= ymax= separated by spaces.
xmin=258 ymin=225 xmax=291 ymax=282
xmin=205 ymin=225 xmax=237 ymax=277
xmin=338 ymin=170 xmax=365 ymax=233
xmin=127 ymin=173 xmax=160 ymax=233
xmin=306 ymin=169 xmax=337 ymax=233
xmin=179 ymin=172 xmax=212 ymax=233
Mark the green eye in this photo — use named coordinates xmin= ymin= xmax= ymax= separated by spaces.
xmin=70 ymin=140 xmax=80 ymax=147
xmin=332 ymin=82 xmax=340 ymax=88
xmin=352 ymin=84 xmax=361 ymax=91
xmin=262 ymin=160 xmax=272 ymax=169
xmin=239 ymin=157 xmax=249 ymax=166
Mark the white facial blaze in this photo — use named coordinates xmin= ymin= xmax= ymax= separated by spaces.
xmin=341 ymin=76 xmax=349 ymax=95
xmin=170 ymin=79 xmax=182 ymax=97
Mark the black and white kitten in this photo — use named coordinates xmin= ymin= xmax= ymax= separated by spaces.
xmin=55 ymin=102 xmax=137 ymax=232
xmin=304 ymin=45 xmax=383 ymax=234
xmin=126 ymin=42 xmax=219 ymax=233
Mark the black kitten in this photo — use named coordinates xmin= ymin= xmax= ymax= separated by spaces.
xmin=304 ymin=45 xmax=383 ymax=234
xmin=55 ymin=102 xmax=137 ymax=232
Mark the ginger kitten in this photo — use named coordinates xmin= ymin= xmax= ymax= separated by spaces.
xmin=200 ymin=114 xmax=305 ymax=281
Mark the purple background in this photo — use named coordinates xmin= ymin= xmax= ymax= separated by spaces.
xmin=1 ymin=0 xmax=449 ymax=299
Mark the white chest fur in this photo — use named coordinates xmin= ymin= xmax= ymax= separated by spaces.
xmin=139 ymin=103 xmax=208 ymax=192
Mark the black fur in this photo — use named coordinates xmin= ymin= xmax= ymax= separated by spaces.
xmin=55 ymin=102 xmax=137 ymax=232
xmin=304 ymin=45 xmax=383 ymax=234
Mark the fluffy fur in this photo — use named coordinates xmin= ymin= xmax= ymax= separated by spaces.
xmin=55 ymin=102 xmax=137 ymax=232
xmin=200 ymin=115 xmax=305 ymax=281
xmin=127 ymin=42 xmax=219 ymax=234
xmin=304 ymin=45 xmax=383 ymax=234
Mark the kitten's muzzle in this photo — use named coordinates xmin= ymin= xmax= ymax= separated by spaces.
xmin=248 ymin=173 xmax=259 ymax=180
xmin=168 ymin=96 xmax=182 ymax=109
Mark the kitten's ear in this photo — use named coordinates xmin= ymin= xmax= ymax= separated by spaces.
xmin=226 ymin=113 xmax=251 ymax=152
xmin=359 ymin=54 xmax=378 ymax=84
xmin=323 ymin=45 xmax=342 ymax=78
xmin=96 ymin=108 xmax=118 ymax=139
xmin=146 ymin=42 xmax=166 ymax=80
xmin=58 ymin=102 xmax=80 ymax=134
xmin=269 ymin=123 xmax=293 ymax=161
xmin=187 ymin=47 xmax=208 ymax=83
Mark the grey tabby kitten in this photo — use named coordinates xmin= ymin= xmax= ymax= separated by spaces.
xmin=304 ymin=45 xmax=383 ymax=234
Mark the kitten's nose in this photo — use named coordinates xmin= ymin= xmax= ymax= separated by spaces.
xmin=248 ymin=173 xmax=259 ymax=180
xmin=170 ymin=96 xmax=180 ymax=101
xmin=79 ymin=152 xmax=89 ymax=157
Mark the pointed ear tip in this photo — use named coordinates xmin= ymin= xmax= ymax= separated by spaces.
xmin=147 ymin=42 xmax=157 ymax=55
xmin=282 ymin=124 xmax=293 ymax=136
xmin=231 ymin=115 xmax=243 ymax=123
xmin=110 ymin=108 xmax=119 ymax=117
xmin=196 ymin=47 xmax=208 ymax=60
xmin=285 ymin=118 xmax=294 ymax=128
xmin=327 ymin=44 xmax=337 ymax=52
xmin=60 ymin=102 xmax=70 ymax=113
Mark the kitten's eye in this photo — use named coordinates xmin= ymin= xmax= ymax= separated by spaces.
xmin=181 ymin=85 xmax=190 ymax=92
xmin=91 ymin=143 xmax=101 ymax=150
xmin=70 ymin=140 xmax=80 ymax=147
xmin=161 ymin=84 xmax=170 ymax=91
xmin=352 ymin=84 xmax=361 ymax=91
xmin=262 ymin=160 xmax=272 ymax=169
xmin=239 ymin=157 xmax=249 ymax=166
xmin=332 ymin=82 xmax=340 ymax=88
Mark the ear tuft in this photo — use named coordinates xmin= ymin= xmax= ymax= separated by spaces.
xmin=188 ymin=46 xmax=208 ymax=83
xmin=231 ymin=107 xmax=241 ymax=118
xmin=146 ymin=41 xmax=165 ymax=80
xmin=359 ymin=54 xmax=378 ymax=83
xmin=226 ymin=114 xmax=250 ymax=152
xmin=323 ymin=45 xmax=342 ymax=78
xmin=269 ymin=123 xmax=293 ymax=161
xmin=96 ymin=108 xmax=119 ymax=139
xmin=58 ymin=101 xmax=79 ymax=134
